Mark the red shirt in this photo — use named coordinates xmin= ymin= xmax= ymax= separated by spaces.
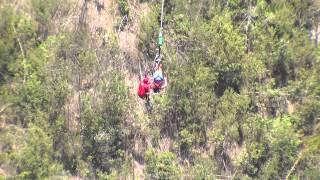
xmin=142 ymin=77 xmax=150 ymax=93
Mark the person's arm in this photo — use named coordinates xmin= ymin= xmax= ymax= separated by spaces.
xmin=161 ymin=77 xmax=168 ymax=89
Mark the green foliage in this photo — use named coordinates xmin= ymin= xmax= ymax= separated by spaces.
xmin=139 ymin=4 xmax=160 ymax=53
xmin=118 ymin=0 xmax=129 ymax=16
xmin=81 ymin=70 xmax=130 ymax=176
xmin=164 ymin=63 xmax=216 ymax=157
xmin=214 ymin=89 xmax=250 ymax=143
xmin=15 ymin=35 xmax=68 ymax=126
xmin=173 ymin=14 xmax=191 ymax=43
xmin=260 ymin=116 xmax=301 ymax=178
xmin=0 ymin=6 xmax=37 ymax=84
xmin=14 ymin=125 xmax=63 ymax=179
xmin=145 ymin=149 xmax=180 ymax=179
xmin=191 ymin=12 xmax=246 ymax=96
xmin=191 ymin=158 xmax=218 ymax=179
xmin=0 ymin=7 xmax=15 ymax=84
xmin=240 ymin=116 xmax=301 ymax=178
xmin=1 ymin=0 xmax=320 ymax=179
xmin=31 ymin=0 xmax=59 ymax=26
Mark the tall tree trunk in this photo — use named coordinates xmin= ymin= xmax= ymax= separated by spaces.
xmin=315 ymin=16 xmax=319 ymax=47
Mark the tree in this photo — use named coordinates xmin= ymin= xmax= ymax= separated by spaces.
xmin=14 ymin=125 xmax=64 ymax=179
xmin=81 ymin=71 xmax=131 ymax=176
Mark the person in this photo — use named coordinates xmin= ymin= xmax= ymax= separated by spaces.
xmin=138 ymin=74 xmax=151 ymax=100
xmin=152 ymin=63 xmax=166 ymax=92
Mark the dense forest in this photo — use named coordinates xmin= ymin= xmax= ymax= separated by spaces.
xmin=0 ymin=0 xmax=320 ymax=179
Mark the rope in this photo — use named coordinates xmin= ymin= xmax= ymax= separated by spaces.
xmin=153 ymin=0 xmax=165 ymax=71
xmin=160 ymin=0 xmax=165 ymax=31
xmin=139 ymin=59 xmax=143 ymax=80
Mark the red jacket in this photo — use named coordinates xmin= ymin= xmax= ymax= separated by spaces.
xmin=143 ymin=77 xmax=150 ymax=93
xmin=138 ymin=77 xmax=151 ymax=97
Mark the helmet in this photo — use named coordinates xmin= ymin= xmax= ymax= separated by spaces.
xmin=143 ymin=77 xmax=149 ymax=83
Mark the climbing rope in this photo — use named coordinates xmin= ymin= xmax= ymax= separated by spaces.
xmin=153 ymin=0 xmax=165 ymax=70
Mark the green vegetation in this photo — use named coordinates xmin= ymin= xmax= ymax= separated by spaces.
xmin=118 ymin=0 xmax=129 ymax=16
xmin=0 ymin=0 xmax=320 ymax=179
xmin=145 ymin=149 xmax=180 ymax=179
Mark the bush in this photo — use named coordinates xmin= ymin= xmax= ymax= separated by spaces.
xmin=118 ymin=0 xmax=129 ymax=16
xmin=145 ymin=149 xmax=181 ymax=179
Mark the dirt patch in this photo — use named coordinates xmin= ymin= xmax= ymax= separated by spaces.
xmin=287 ymin=100 xmax=295 ymax=114
xmin=118 ymin=1 xmax=150 ymax=59
xmin=86 ymin=0 xmax=117 ymax=34
xmin=133 ymin=160 xmax=145 ymax=179
xmin=119 ymin=31 xmax=139 ymax=59
xmin=158 ymin=137 xmax=172 ymax=152
xmin=0 ymin=168 xmax=6 ymax=177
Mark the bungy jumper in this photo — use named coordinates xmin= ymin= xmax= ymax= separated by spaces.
xmin=138 ymin=0 xmax=167 ymax=100
xmin=152 ymin=0 xmax=167 ymax=93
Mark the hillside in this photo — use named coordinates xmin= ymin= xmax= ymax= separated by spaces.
xmin=0 ymin=0 xmax=320 ymax=179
